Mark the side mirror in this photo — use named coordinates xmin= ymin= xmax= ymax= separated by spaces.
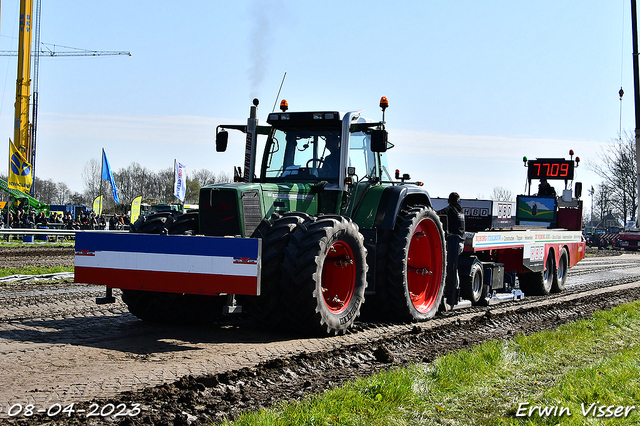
xmin=575 ymin=182 xmax=582 ymax=198
xmin=370 ymin=130 xmax=388 ymax=152
xmin=216 ymin=130 xmax=229 ymax=152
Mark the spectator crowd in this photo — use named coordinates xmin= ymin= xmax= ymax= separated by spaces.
xmin=0 ymin=209 xmax=130 ymax=230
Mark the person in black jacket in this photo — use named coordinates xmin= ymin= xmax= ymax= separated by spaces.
xmin=437 ymin=192 xmax=465 ymax=310
xmin=537 ymin=179 xmax=556 ymax=197
xmin=318 ymin=134 xmax=341 ymax=179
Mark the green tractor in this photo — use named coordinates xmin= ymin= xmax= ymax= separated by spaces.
xmin=1 ymin=177 xmax=49 ymax=217
xmin=85 ymin=97 xmax=446 ymax=336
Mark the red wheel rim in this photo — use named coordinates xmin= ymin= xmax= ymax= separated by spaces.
xmin=407 ymin=218 xmax=444 ymax=313
xmin=322 ymin=240 xmax=356 ymax=313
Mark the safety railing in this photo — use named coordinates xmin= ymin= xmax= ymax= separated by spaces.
xmin=0 ymin=228 xmax=128 ymax=242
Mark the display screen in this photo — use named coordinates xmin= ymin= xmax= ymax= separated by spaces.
xmin=527 ymin=159 xmax=574 ymax=180
xmin=516 ymin=195 xmax=557 ymax=223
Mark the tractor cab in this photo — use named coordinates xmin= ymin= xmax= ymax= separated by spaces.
xmin=213 ymin=98 xmax=395 ymax=220
xmin=260 ymin=109 xmax=390 ymax=193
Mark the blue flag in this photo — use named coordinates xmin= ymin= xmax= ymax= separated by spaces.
xmin=102 ymin=149 xmax=120 ymax=204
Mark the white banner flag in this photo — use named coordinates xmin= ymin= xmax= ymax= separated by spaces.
xmin=174 ymin=160 xmax=187 ymax=201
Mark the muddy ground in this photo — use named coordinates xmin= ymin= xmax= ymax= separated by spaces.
xmin=0 ymin=245 xmax=638 ymax=425
xmin=0 ymin=246 xmax=74 ymax=269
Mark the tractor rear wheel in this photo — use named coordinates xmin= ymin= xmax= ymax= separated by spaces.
xmin=385 ymin=206 xmax=446 ymax=322
xmin=281 ymin=215 xmax=367 ymax=335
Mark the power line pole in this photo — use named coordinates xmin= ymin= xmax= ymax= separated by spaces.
xmin=632 ymin=0 xmax=640 ymax=226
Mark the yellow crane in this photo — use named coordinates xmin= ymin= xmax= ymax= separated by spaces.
xmin=4 ymin=0 xmax=129 ymax=195
xmin=7 ymin=0 xmax=34 ymax=194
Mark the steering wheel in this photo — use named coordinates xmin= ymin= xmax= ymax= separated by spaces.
xmin=306 ymin=158 xmax=324 ymax=168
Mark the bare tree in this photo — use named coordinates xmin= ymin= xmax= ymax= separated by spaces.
xmin=593 ymin=182 xmax=613 ymax=226
xmin=184 ymin=178 xmax=200 ymax=204
xmin=77 ymin=159 xmax=225 ymax=207
xmin=130 ymin=163 xmax=156 ymax=201
xmin=55 ymin=182 xmax=72 ymax=204
xmin=114 ymin=162 xmax=156 ymax=205
xmin=590 ymin=131 xmax=638 ymax=222
xmin=2 ymin=173 xmax=73 ymax=205
xmin=216 ymin=171 xmax=232 ymax=184
xmin=68 ymin=192 xmax=87 ymax=205
xmin=82 ymin=158 xmax=101 ymax=201
xmin=155 ymin=167 xmax=175 ymax=203
xmin=191 ymin=169 xmax=217 ymax=187
xmin=490 ymin=187 xmax=514 ymax=201
xmin=34 ymin=178 xmax=58 ymax=204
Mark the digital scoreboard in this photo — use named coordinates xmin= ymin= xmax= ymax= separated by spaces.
xmin=527 ymin=158 xmax=574 ymax=180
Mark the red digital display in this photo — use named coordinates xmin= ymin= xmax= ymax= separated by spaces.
xmin=527 ymin=159 xmax=574 ymax=180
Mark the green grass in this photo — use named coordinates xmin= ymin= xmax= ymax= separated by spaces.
xmin=222 ymin=301 xmax=640 ymax=425
xmin=0 ymin=265 xmax=74 ymax=278
xmin=0 ymin=240 xmax=74 ymax=247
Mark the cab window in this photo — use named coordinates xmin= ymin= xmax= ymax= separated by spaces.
xmin=263 ymin=128 xmax=341 ymax=181
xmin=348 ymin=131 xmax=378 ymax=181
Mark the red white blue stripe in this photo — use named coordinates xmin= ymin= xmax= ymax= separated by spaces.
xmin=74 ymin=232 xmax=261 ymax=296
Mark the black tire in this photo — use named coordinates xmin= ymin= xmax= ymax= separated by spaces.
xmin=122 ymin=290 xmax=173 ymax=323
xmin=168 ymin=211 xmax=199 ymax=235
xmin=358 ymin=228 xmax=392 ymax=321
xmin=385 ymin=206 xmax=446 ymax=322
xmin=244 ymin=212 xmax=314 ymax=328
xmin=460 ymin=258 xmax=488 ymax=305
xmin=551 ymin=247 xmax=569 ymax=293
xmin=121 ymin=290 xmax=226 ymax=325
xmin=281 ymin=216 xmax=368 ymax=335
xmin=519 ymin=252 xmax=554 ymax=296
xmin=129 ymin=211 xmax=176 ymax=234
xmin=122 ymin=211 xmax=227 ymax=324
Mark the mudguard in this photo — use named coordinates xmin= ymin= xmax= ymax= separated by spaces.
xmin=373 ymin=185 xmax=433 ymax=230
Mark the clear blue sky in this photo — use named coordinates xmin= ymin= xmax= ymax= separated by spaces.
xmin=0 ymin=1 xmax=633 ymax=213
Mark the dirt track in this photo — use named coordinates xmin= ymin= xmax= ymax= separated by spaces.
xmin=0 ymin=246 xmax=639 ymax=425
xmin=0 ymin=246 xmax=74 ymax=269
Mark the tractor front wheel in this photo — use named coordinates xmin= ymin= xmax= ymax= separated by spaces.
xmin=281 ymin=215 xmax=367 ymax=335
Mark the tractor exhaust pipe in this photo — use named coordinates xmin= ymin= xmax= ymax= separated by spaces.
xmin=243 ymin=99 xmax=259 ymax=183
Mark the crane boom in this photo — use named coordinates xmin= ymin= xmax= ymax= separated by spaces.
xmin=0 ymin=48 xmax=131 ymax=57
xmin=36 ymin=50 xmax=131 ymax=57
